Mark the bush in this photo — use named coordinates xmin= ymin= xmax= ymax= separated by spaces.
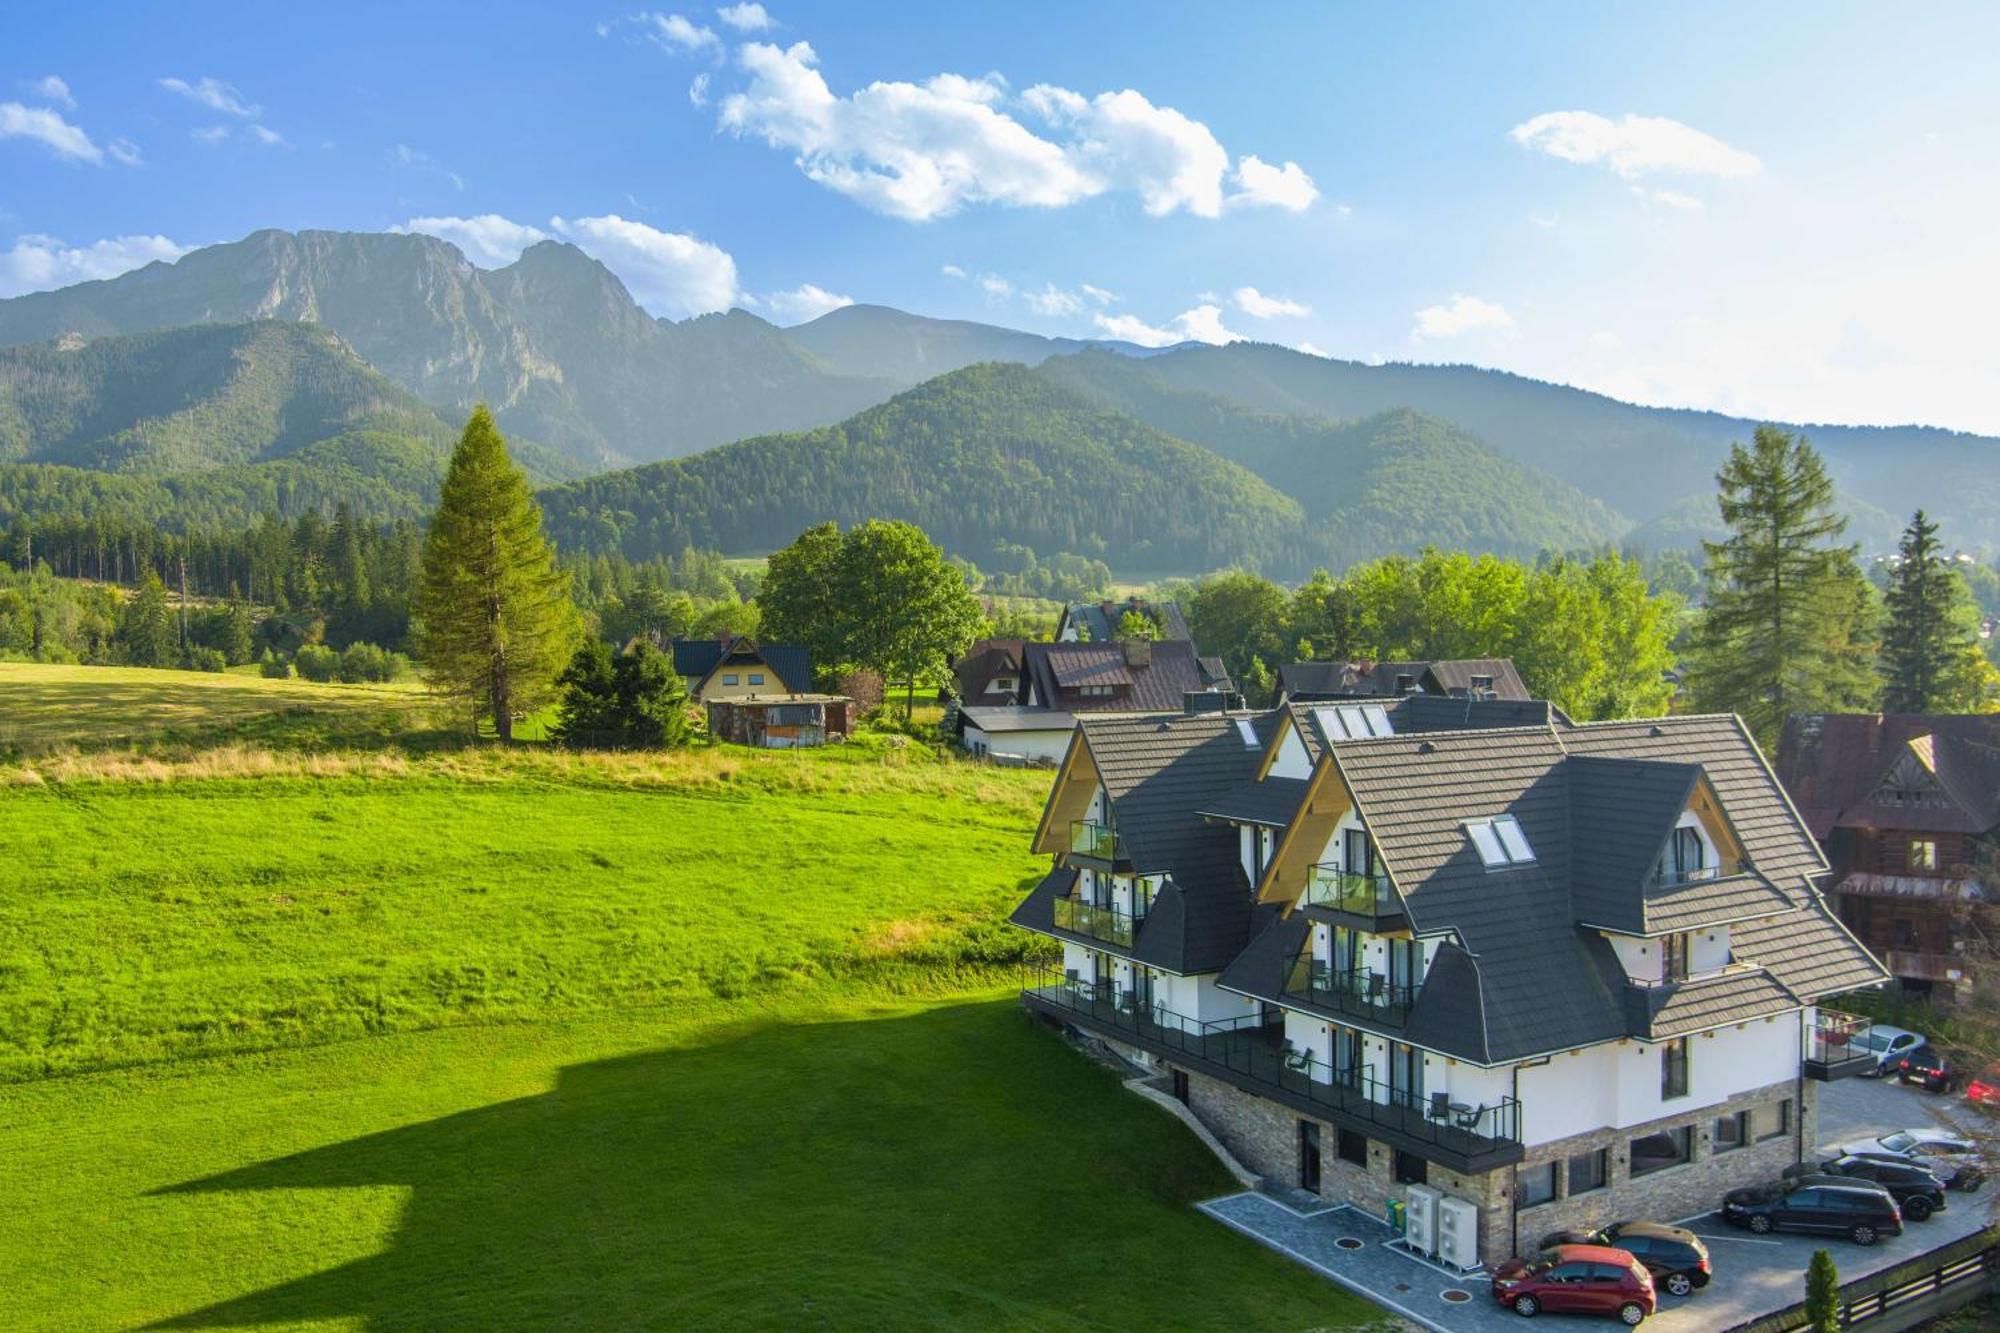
xmin=186 ymin=646 xmax=228 ymax=673
xmin=258 ymin=648 xmax=291 ymax=679
xmin=294 ymin=643 xmax=340 ymax=683
xmin=337 ymin=642 xmax=390 ymax=683
xmin=1805 ymin=1250 xmax=1839 ymax=1332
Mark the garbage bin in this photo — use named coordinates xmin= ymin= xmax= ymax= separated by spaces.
xmin=1386 ymin=1198 xmax=1406 ymax=1234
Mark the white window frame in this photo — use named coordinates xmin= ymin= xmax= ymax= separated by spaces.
xmin=1466 ymin=814 xmax=1534 ymax=867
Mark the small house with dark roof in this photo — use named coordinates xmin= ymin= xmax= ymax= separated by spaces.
xmin=1055 ymin=597 xmax=1192 ymax=645
xmin=1277 ymin=657 xmax=1531 ymax=705
xmin=952 ymin=638 xmax=1237 ymax=765
xmin=669 ymin=636 xmax=814 ymax=704
xmin=1012 ymin=693 xmax=1885 ymax=1265
xmin=1775 ymin=712 xmax=2000 ymax=1001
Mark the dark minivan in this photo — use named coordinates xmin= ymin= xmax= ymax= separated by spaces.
xmin=1537 ymin=1221 xmax=1711 ymax=1297
xmin=1721 ymin=1179 xmax=1903 ymax=1245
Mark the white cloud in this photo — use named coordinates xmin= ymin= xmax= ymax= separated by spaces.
xmin=159 ymin=76 xmax=260 ymax=118
xmin=940 ymin=263 xmax=967 ymax=279
xmin=715 ymin=40 xmax=1307 ymax=223
xmin=1509 ymin=111 xmax=1761 ymax=179
xmin=1233 ymin=285 xmax=1309 ymax=319
xmin=1295 ymin=341 xmax=1326 ymax=357
xmin=26 ymin=76 xmax=74 ymax=109
xmin=191 ymin=125 xmax=230 ymax=145
xmin=978 ymin=274 xmax=1011 ymax=297
xmin=689 ymin=72 xmax=711 ymax=107
xmin=0 ymin=232 xmax=188 ymax=297
xmin=548 ymin=213 xmax=739 ymax=316
xmin=1024 ymin=284 xmax=1083 ymax=317
xmin=394 ymin=214 xmax=552 ymax=267
xmin=762 ymin=281 xmax=851 ymax=322
xmin=248 ymin=124 xmax=287 ymax=148
xmin=0 ymin=102 xmax=101 ymax=163
xmin=107 ymin=137 xmax=142 ymax=166
xmin=1080 ymin=283 xmax=1117 ymax=304
xmin=715 ymin=2 xmax=773 ymax=30
xmin=1228 ymin=154 xmax=1318 ymax=212
xmin=649 ymin=12 xmax=721 ymax=55
xmin=1093 ymin=303 xmax=1242 ymax=348
xmin=1633 ymin=186 xmax=1702 ymax=211
xmin=1411 ymin=293 xmax=1515 ymax=339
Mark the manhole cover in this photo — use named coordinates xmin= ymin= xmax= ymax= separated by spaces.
xmin=1334 ymin=1237 xmax=1365 ymax=1251
xmin=1441 ymin=1289 xmax=1473 ymax=1303
xmin=1393 ymin=1283 xmax=1411 ymax=1293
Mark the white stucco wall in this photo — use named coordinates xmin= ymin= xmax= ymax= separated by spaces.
xmin=962 ymin=724 xmax=1073 ymax=764
xmin=1269 ymin=724 xmax=1313 ymax=780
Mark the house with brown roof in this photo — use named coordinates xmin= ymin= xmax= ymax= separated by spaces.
xmin=1013 ymin=694 xmax=1885 ymax=1267
xmin=1276 ymin=657 xmax=1531 ymax=705
xmin=955 ymin=638 xmax=1236 ymax=765
xmin=1775 ymin=713 xmax=2000 ymax=1002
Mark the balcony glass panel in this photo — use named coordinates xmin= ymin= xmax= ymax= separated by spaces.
xmin=1068 ymin=820 xmax=1122 ymax=862
xmin=1051 ymin=896 xmax=1144 ymax=949
xmin=1283 ymin=954 xmax=1416 ymax=1025
xmin=1304 ymin=863 xmax=1398 ymax=917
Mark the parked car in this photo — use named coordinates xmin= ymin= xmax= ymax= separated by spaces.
xmin=1535 ymin=1222 xmax=1711 ymax=1297
xmin=1850 ymin=1024 xmax=1924 ymax=1076
xmin=1897 ymin=1043 xmax=1962 ymax=1093
xmin=1839 ymin=1128 xmax=1986 ymax=1191
xmin=1720 ymin=1179 xmax=1903 ymax=1244
xmin=1784 ymin=1158 xmax=1947 ymax=1220
xmin=1492 ymin=1243 xmax=1656 ymax=1323
xmin=1966 ymin=1066 xmax=2000 ymax=1111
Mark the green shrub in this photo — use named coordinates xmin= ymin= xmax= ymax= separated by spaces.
xmin=294 ymin=643 xmax=340 ymax=683
xmin=337 ymin=642 xmax=389 ymax=683
xmin=1806 ymin=1249 xmax=1839 ymax=1332
xmin=185 ymin=646 xmax=228 ymax=673
xmin=258 ymin=648 xmax=291 ymax=679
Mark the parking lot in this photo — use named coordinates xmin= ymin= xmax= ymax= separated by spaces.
xmin=1200 ymin=1074 xmax=1995 ymax=1331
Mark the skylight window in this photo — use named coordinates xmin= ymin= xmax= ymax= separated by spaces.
xmin=1315 ymin=703 xmax=1394 ymax=741
xmin=1466 ymin=814 xmax=1534 ymax=867
xmin=1235 ymin=718 xmax=1258 ymax=748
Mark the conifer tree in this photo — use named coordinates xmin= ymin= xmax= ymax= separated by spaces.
xmin=1687 ymin=426 xmax=1879 ymax=744
xmin=116 ymin=572 xmax=178 ymax=667
xmin=1880 ymin=510 xmax=1984 ymax=712
xmin=418 ymin=407 xmax=578 ymax=741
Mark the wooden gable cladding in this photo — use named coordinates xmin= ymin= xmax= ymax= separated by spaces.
xmin=1686 ymin=772 xmax=1747 ymax=867
xmin=1032 ymin=730 xmax=1101 ymax=856
xmin=1257 ymin=758 xmax=1355 ymax=907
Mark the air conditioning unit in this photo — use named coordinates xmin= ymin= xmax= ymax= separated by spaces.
xmin=1403 ymin=1183 xmax=1440 ymax=1257
xmin=1437 ymin=1195 xmax=1481 ymax=1272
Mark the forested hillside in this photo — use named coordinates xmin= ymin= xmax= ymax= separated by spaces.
xmin=537 ymin=363 xmax=1305 ymax=574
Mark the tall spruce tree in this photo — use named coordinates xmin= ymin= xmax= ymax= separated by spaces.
xmin=417 ymin=407 xmax=578 ymax=741
xmin=1880 ymin=510 xmax=1982 ymax=711
xmin=1688 ymin=425 xmax=1879 ymax=744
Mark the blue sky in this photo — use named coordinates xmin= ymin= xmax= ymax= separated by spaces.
xmin=4 ymin=2 xmax=1999 ymax=432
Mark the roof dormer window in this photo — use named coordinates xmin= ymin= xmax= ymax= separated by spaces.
xmin=1466 ymin=814 xmax=1534 ymax=867
xmin=1315 ymin=703 xmax=1393 ymax=740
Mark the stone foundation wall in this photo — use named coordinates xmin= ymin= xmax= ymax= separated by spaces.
xmin=1180 ymin=1065 xmax=1302 ymax=1185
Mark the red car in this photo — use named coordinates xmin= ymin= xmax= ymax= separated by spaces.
xmin=1967 ymin=1066 xmax=2000 ymax=1111
xmin=1493 ymin=1243 xmax=1657 ymax=1324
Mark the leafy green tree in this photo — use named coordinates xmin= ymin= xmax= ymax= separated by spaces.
xmin=1114 ymin=610 xmax=1161 ymax=641
xmin=258 ymin=647 xmax=290 ymax=679
xmin=417 ymin=407 xmax=579 ymax=741
xmin=1804 ymin=1249 xmax=1839 ymax=1333
xmin=1285 ymin=569 xmax=1360 ymax=662
xmin=1580 ymin=552 xmax=1678 ymax=719
xmin=690 ymin=599 xmax=761 ymax=640
xmin=834 ymin=520 xmax=985 ymax=714
xmin=1187 ymin=571 xmax=1287 ymax=693
xmin=756 ymin=522 xmax=846 ymax=674
xmin=115 ymin=572 xmax=178 ymax=667
xmin=1881 ymin=510 xmax=1990 ymax=712
xmin=1687 ymin=426 xmax=1879 ymax=744
xmin=294 ymin=643 xmax=340 ymax=682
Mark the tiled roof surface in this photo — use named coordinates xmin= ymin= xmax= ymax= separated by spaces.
xmin=1627 ymin=968 xmax=1800 ymax=1040
xmin=1776 ymin=713 xmax=2000 ymax=838
xmin=1277 ymin=657 xmax=1532 ymax=702
xmin=1025 ymin=640 xmax=1219 ymax=713
xmin=1198 ymin=776 xmax=1310 ymax=828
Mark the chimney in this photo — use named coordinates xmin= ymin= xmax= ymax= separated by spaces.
xmin=1122 ymin=638 xmax=1152 ymax=668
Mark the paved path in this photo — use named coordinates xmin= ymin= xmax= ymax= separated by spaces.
xmin=1201 ymin=1077 xmax=1996 ymax=1331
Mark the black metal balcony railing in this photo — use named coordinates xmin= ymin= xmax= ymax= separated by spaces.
xmin=1283 ymin=956 xmax=1417 ymax=1026
xmin=1804 ymin=1009 xmax=1876 ymax=1081
xmin=1021 ymin=967 xmax=1521 ymax=1161
xmin=1051 ymin=897 xmax=1145 ymax=949
xmin=1303 ymin=864 xmax=1401 ymax=918
xmin=1068 ymin=820 xmax=1123 ymax=863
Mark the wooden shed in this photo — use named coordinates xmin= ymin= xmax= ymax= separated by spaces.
xmin=705 ymin=694 xmax=854 ymax=748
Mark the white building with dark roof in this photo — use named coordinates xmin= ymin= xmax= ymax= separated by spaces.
xmin=1012 ymin=694 xmax=1887 ymax=1266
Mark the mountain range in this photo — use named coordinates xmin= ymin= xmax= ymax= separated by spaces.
xmin=1 ymin=227 xmax=1996 ymax=570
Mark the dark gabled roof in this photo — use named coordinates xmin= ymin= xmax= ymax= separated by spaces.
xmin=1134 ymin=875 xmax=1271 ymax=975
xmin=1776 ymin=713 xmax=2000 ymax=838
xmin=1025 ymin=639 xmax=1221 ymax=713
xmin=1731 ymin=893 xmax=1887 ymax=1000
xmin=1061 ymin=598 xmax=1192 ymax=646
xmin=1402 ymin=943 xmax=1493 ymax=1061
xmin=1278 ymin=658 xmax=1531 ymax=702
xmin=1215 ymin=910 xmax=1311 ymax=1005
xmin=1080 ymin=710 xmax=1277 ymax=875
xmin=669 ymin=636 xmax=814 ymax=694
xmin=952 ymin=638 xmax=1025 ymax=701
xmin=959 ymin=705 xmax=1076 ymax=734
xmin=1008 ymin=865 xmax=1077 ymax=935
xmin=1639 ymin=871 xmax=1796 ymax=934
xmin=1386 ymin=695 xmax=1560 ymax=732
xmin=1197 ymin=775 xmax=1310 ymax=828
xmin=1625 ymin=968 xmax=1800 ymax=1040
xmin=1197 ymin=656 xmax=1234 ymax=690
xmin=1567 ymin=757 xmax=1701 ymax=912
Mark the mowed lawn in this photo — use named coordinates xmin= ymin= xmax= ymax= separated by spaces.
xmin=0 ymin=660 xmax=434 ymax=755
xmin=0 ymin=668 xmax=1378 ymax=1330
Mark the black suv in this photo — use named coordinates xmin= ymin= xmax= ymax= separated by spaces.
xmin=1897 ymin=1043 xmax=1961 ymax=1093
xmin=1537 ymin=1220 xmax=1712 ymax=1297
xmin=1721 ymin=1179 xmax=1903 ymax=1245
xmin=1786 ymin=1158 xmax=1947 ymax=1220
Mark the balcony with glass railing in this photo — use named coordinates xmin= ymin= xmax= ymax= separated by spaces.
xmin=1301 ymin=863 xmax=1405 ymax=928
xmin=1019 ymin=966 xmax=1520 ymax=1169
xmin=1067 ymin=820 xmax=1128 ymax=867
xmin=1282 ymin=955 xmax=1417 ymax=1026
xmin=1804 ymin=1009 xmax=1876 ymax=1081
xmin=1051 ymin=896 xmax=1145 ymax=949
xmin=1650 ymin=855 xmax=1744 ymax=888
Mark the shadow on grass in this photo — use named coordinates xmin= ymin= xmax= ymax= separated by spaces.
xmin=144 ymin=1000 xmax=1278 ymax=1331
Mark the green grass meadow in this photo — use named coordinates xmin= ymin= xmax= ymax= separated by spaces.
xmin=0 ymin=664 xmax=1374 ymax=1330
